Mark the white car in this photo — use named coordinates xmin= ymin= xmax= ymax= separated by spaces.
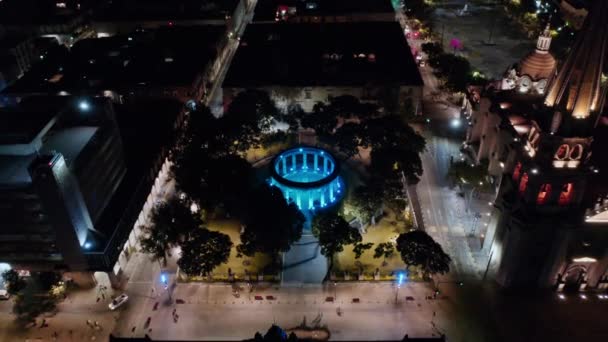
xmin=0 ymin=289 xmax=10 ymax=300
xmin=108 ymin=293 xmax=128 ymax=310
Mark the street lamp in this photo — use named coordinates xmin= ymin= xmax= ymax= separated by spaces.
xmin=395 ymin=272 xmax=406 ymax=303
xmin=161 ymin=272 xmax=172 ymax=302
xmin=450 ymin=118 xmax=461 ymax=128
xmin=78 ymin=100 xmax=91 ymax=111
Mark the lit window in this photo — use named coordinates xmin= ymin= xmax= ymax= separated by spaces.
xmin=537 ymin=184 xmax=552 ymax=205
xmin=56 ymin=2 xmax=67 ymax=8
xmin=513 ymin=162 xmax=522 ymax=181
xmin=558 ymin=183 xmax=574 ymax=206
xmin=519 ymin=172 xmax=529 ymax=195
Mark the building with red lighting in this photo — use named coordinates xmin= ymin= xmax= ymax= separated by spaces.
xmin=465 ymin=0 xmax=608 ymax=290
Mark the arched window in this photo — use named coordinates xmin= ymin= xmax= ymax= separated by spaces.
xmin=513 ymin=162 xmax=522 ymax=181
xmin=537 ymin=184 xmax=552 ymax=205
xmin=555 ymin=144 xmax=569 ymax=160
xmin=558 ymin=183 xmax=574 ymax=206
xmin=519 ymin=172 xmax=529 ymax=195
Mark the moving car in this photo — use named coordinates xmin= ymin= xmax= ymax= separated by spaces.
xmin=0 ymin=289 xmax=10 ymax=300
xmin=108 ymin=293 xmax=128 ymax=310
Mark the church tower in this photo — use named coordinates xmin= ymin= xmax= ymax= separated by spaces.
xmin=489 ymin=0 xmax=608 ymax=289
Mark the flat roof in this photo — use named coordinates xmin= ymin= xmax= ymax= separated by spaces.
xmin=223 ymin=22 xmax=423 ymax=87
xmin=0 ymin=0 xmax=86 ymax=25
xmin=0 ymin=127 xmax=98 ymax=187
xmin=3 ymin=26 xmax=224 ymax=95
xmin=0 ymin=97 xmax=68 ymax=145
xmin=93 ymin=0 xmax=241 ymax=22
xmin=254 ymin=0 xmax=395 ymax=22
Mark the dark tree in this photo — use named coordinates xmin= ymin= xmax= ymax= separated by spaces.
xmin=32 ymin=272 xmax=61 ymax=291
xmin=373 ymin=242 xmax=395 ymax=266
xmin=139 ymin=196 xmax=202 ymax=266
xmin=200 ymin=154 xmax=255 ymax=216
xmin=360 ymin=115 xmax=426 ymax=153
xmin=13 ymin=289 xmax=57 ymax=324
xmin=432 ymin=54 xmax=472 ymax=93
xmin=312 ymin=211 xmax=362 ymax=279
xmin=348 ymin=185 xmax=383 ymax=225
xmin=333 ymin=122 xmax=363 ymax=158
xmin=300 ymin=103 xmax=338 ymax=138
xmin=421 ymin=42 xmax=443 ymax=59
xmin=178 ymin=228 xmax=233 ymax=276
xmin=396 ymin=230 xmax=451 ymax=278
xmin=2 ymin=270 xmax=26 ymax=295
xmin=370 ymin=145 xmax=423 ymax=183
xmin=352 ymin=242 xmax=374 ymax=259
xmin=238 ymin=185 xmax=305 ymax=257
xmin=222 ymin=89 xmax=279 ymax=149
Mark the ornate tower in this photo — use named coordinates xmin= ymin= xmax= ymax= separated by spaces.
xmin=500 ymin=22 xmax=557 ymax=94
xmin=490 ymin=0 xmax=608 ymax=289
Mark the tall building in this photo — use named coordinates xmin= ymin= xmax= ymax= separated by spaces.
xmin=0 ymin=97 xmax=126 ymax=273
xmin=469 ymin=0 xmax=608 ymax=290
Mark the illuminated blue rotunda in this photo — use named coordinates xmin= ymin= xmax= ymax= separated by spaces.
xmin=269 ymin=146 xmax=344 ymax=211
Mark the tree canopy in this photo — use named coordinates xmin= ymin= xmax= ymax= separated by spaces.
xmin=352 ymin=242 xmax=374 ymax=259
xmin=396 ymin=230 xmax=451 ymax=278
xmin=312 ymin=211 xmax=362 ymax=278
xmin=178 ymin=228 xmax=233 ymax=276
xmin=347 ymin=185 xmax=383 ymax=225
xmin=2 ymin=269 xmax=26 ymax=295
xmin=139 ymin=196 xmax=202 ymax=265
xmin=238 ymin=185 xmax=305 ymax=257
xmin=373 ymin=242 xmax=395 ymax=262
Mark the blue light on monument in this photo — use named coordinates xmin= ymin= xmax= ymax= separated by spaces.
xmin=270 ymin=146 xmax=345 ymax=211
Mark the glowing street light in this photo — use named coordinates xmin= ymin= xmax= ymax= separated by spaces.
xmin=451 ymin=118 xmax=461 ymax=128
xmin=78 ymin=100 xmax=91 ymax=111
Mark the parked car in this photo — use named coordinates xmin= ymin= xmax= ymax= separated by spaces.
xmin=0 ymin=289 xmax=10 ymax=300
xmin=108 ymin=293 xmax=129 ymax=310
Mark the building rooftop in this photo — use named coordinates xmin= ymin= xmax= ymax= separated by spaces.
xmin=253 ymin=0 xmax=395 ymax=22
xmin=93 ymin=0 xmax=241 ymax=22
xmin=223 ymin=22 xmax=423 ymax=88
xmin=86 ymin=99 xmax=180 ymax=253
xmin=0 ymin=0 xmax=90 ymax=26
xmin=0 ymin=97 xmax=107 ymax=187
xmin=3 ymin=26 xmax=224 ymax=95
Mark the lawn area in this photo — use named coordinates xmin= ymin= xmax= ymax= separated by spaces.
xmin=333 ymin=211 xmax=418 ymax=281
xmin=184 ymin=219 xmax=276 ymax=282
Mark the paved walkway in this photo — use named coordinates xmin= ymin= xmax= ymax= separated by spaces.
xmin=282 ymin=234 xmax=327 ymax=284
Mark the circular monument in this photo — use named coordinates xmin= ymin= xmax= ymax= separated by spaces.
xmin=269 ymin=146 xmax=344 ymax=211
